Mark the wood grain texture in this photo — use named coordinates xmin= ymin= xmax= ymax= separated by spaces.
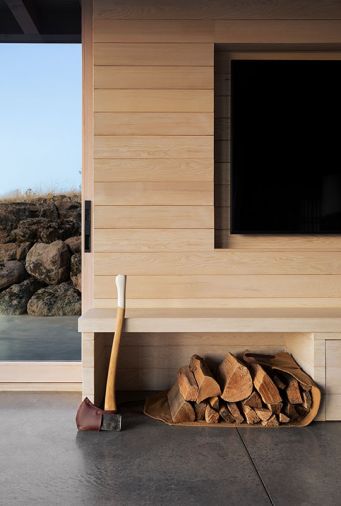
xmin=93 ymin=298 xmax=341 ymax=309
xmin=94 ymin=112 xmax=213 ymax=136
xmin=94 ymin=229 xmax=213 ymax=252
xmin=94 ymin=0 xmax=341 ymax=20
xmin=94 ymin=136 xmax=213 ymax=158
xmin=94 ymin=90 xmax=213 ymax=113
xmin=94 ymin=158 xmax=213 ymax=182
xmin=94 ymin=19 xmax=214 ymax=42
xmin=95 ymin=66 xmax=213 ymax=89
xmin=94 ymin=43 xmax=213 ymax=66
xmin=326 ymin=340 xmax=341 ymax=394
xmin=215 ymin=20 xmax=341 ymax=44
xmin=94 ymin=251 xmax=341 ymax=275
xmin=95 ymin=206 xmax=213 ymax=229
xmin=94 ymin=275 xmax=341 ymax=299
xmin=227 ymin=235 xmax=341 ymax=251
xmin=95 ymin=181 xmax=212 ymax=205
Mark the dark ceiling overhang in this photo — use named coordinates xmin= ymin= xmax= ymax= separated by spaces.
xmin=0 ymin=0 xmax=81 ymax=43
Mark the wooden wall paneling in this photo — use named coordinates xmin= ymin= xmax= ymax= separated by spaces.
xmin=94 ymin=274 xmax=341 ymax=299
xmin=94 ymin=136 xmax=213 ymax=158
xmin=94 ymin=19 xmax=214 ymax=42
xmin=94 ymin=181 xmax=213 ymax=205
xmin=95 ymin=66 xmax=213 ymax=89
xmin=94 ymin=90 xmax=213 ymax=113
xmin=93 ymin=298 xmax=341 ymax=309
xmin=94 ymin=43 xmax=213 ymax=66
xmin=95 ymin=206 xmax=213 ymax=229
xmin=94 ymin=229 xmax=214 ymax=253
xmin=94 ymin=251 xmax=341 ymax=276
xmin=94 ymin=0 xmax=341 ymax=21
xmin=94 ymin=112 xmax=213 ymax=136
xmin=94 ymin=159 xmax=213 ymax=182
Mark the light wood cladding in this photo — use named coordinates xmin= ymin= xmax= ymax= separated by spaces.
xmin=90 ymin=0 xmax=341 ymax=311
xmin=94 ymin=43 xmax=213 ymax=66
xmin=94 ymin=66 xmax=213 ymax=89
xmin=94 ymin=90 xmax=213 ymax=113
xmin=94 ymin=112 xmax=213 ymax=136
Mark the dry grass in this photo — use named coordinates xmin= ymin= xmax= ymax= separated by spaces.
xmin=0 ymin=187 xmax=81 ymax=203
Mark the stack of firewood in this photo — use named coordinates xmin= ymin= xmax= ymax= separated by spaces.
xmin=167 ymin=353 xmax=313 ymax=426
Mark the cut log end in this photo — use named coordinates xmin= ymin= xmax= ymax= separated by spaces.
xmin=219 ymin=353 xmax=253 ymax=403
xmin=205 ymin=405 xmax=219 ymax=424
xmin=167 ymin=382 xmax=195 ymax=423
xmin=190 ymin=354 xmax=221 ymax=403
xmin=177 ymin=365 xmax=199 ymax=402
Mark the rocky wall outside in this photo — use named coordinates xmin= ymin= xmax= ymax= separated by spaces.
xmin=0 ymin=195 xmax=81 ymax=316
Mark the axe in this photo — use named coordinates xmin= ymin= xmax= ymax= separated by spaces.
xmin=76 ymin=274 xmax=126 ymax=431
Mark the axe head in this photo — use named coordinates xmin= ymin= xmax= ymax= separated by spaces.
xmin=76 ymin=397 xmax=122 ymax=432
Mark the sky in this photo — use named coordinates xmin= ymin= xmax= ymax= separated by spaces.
xmin=0 ymin=44 xmax=81 ymax=197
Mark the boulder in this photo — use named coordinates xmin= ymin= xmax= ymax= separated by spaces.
xmin=70 ymin=253 xmax=81 ymax=292
xmin=0 ymin=243 xmax=17 ymax=262
xmin=0 ymin=201 xmax=58 ymax=232
xmin=10 ymin=218 xmax=60 ymax=243
xmin=16 ymin=242 xmax=32 ymax=261
xmin=26 ymin=241 xmax=70 ymax=285
xmin=59 ymin=218 xmax=81 ymax=240
xmin=0 ymin=260 xmax=27 ymax=291
xmin=0 ymin=278 xmax=42 ymax=315
xmin=65 ymin=236 xmax=81 ymax=254
xmin=27 ymin=282 xmax=81 ymax=316
xmin=54 ymin=196 xmax=81 ymax=221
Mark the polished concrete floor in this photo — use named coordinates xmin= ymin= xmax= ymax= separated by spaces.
xmin=0 ymin=316 xmax=80 ymax=360
xmin=1 ymin=393 xmax=341 ymax=506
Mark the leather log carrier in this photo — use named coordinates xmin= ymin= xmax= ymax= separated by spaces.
xmin=144 ymin=352 xmax=321 ymax=428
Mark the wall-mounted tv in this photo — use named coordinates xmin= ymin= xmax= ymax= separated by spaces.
xmin=231 ymin=60 xmax=341 ymax=234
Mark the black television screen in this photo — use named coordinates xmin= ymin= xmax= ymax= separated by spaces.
xmin=231 ymin=60 xmax=341 ymax=234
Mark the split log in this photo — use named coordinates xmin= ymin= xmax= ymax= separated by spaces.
xmin=267 ymin=402 xmax=283 ymax=415
xmin=242 ymin=390 xmax=262 ymax=409
xmin=209 ymin=396 xmax=220 ymax=410
xmin=167 ymin=382 xmax=195 ymax=423
xmin=255 ymin=408 xmax=272 ymax=422
xmin=302 ymin=390 xmax=312 ymax=411
xmin=218 ymin=353 xmax=253 ymax=402
xmin=190 ymin=355 xmax=221 ymax=403
xmin=284 ymin=402 xmax=299 ymax=420
xmin=279 ymin=413 xmax=290 ymax=424
xmin=262 ymin=414 xmax=279 ymax=427
xmin=205 ymin=405 xmax=219 ymax=424
xmin=226 ymin=402 xmax=244 ymax=424
xmin=219 ymin=405 xmax=236 ymax=423
xmin=253 ymin=364 xmax=282 ymax=404
xmin=286 ymin=378 xmax=303 ymax=404
xmin=273 ymin=374 xmax=286 ymax=390
xmin=241 ymin=405 xmax=260 ymax=425
xmin=177 ymin=366 xmax=199 ymax=402
xmin=194 ymin=402 xmax=207 ymax=421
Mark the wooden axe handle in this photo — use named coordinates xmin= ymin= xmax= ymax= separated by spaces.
xmin=104 ymin=275 xmax=126 ymax=411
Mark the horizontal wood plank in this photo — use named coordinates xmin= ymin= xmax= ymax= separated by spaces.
xmin=215 ymin=20 xmax=341 ymax=44
xmin=94 ymin=158 xmax=213 ymax=182
xmin=94 ymin=89 xmax=213 ymax=112
xmin=94 ymin=251 xmax=341 ymax=275
xmin=94 ymin=43 xmax=213 ymax=66
xmin=94 ymin=112 xmax=213 ymax=135
xmin=94 ymin=19 xmax=214 ymax=42
xmin=94 ymin=1 xmax=341 ymax=20
xmin=95 ymin=206 xmax=213 ymax=229
xmin=95 ymin=181 xmax=212 ymax=205
xmin=95 ymin=66 xmax=213 ymax=89
xmin=227 ymin=235 xmax=341 ymax=251
xmin=95 ymin=229 xmax=213 ymax=252
xmin=94 ymin=275 xmax=341 ymax=299
xmin=94 ymin=136 xmax=213 ymax=158
xmin=94 ymin=298 xmax=341 ymax=309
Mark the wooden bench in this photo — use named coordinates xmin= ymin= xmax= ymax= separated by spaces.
xmin=79 ymin=307 xmax=341 ymax=421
